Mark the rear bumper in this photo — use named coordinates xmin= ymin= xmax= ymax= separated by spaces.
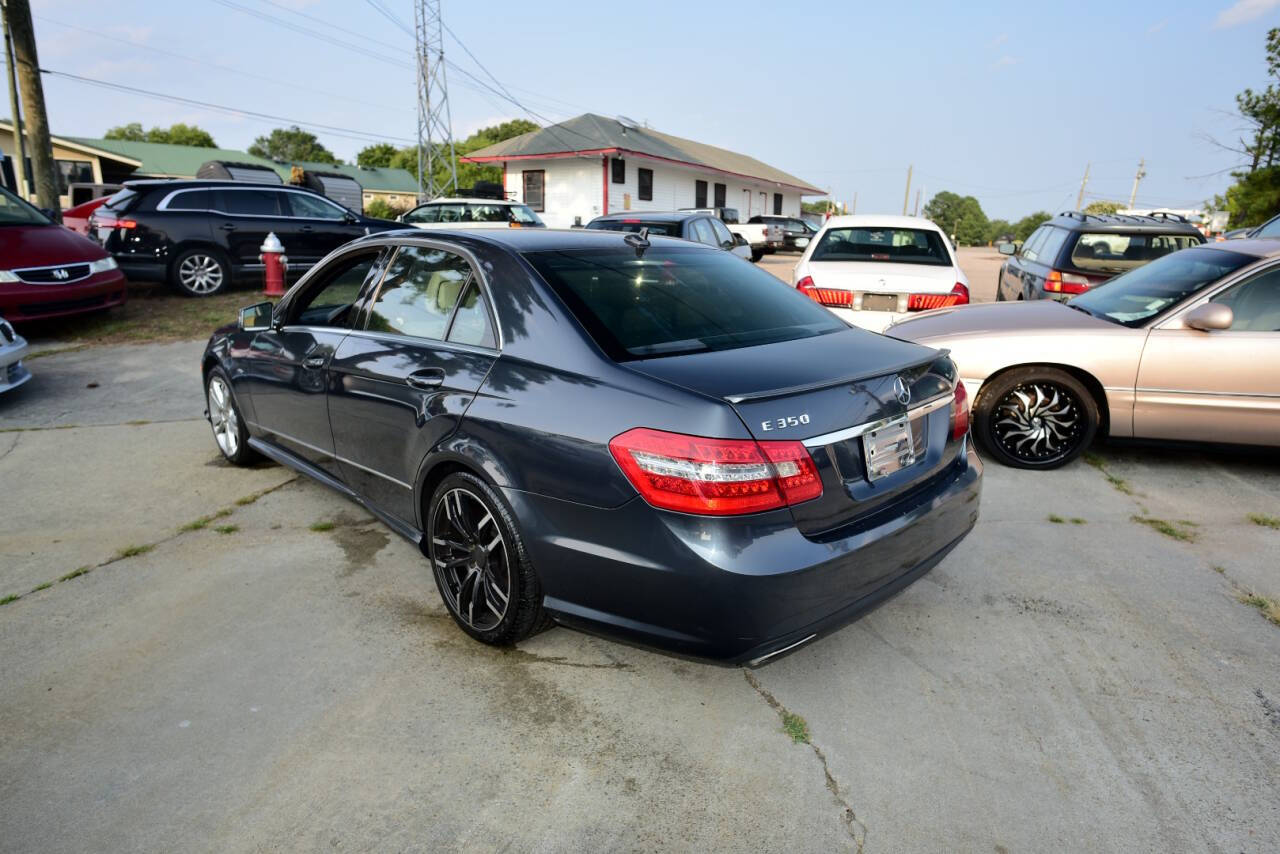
xmin=0 ymin=270 xmax=128 ymax=321
xmin=506 ymin=444 xmax=982 ymax=664
xmin=115 ymin=259 xmax=168 ymax=282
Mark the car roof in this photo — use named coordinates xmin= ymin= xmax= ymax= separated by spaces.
xmin=820 ymin=214 xmax=942 ymax=231
xmin=589 ymin=211 xmax=696 ymax=223
xmin=352 ymin=226 xmax=711 ymax=252
xmin=1209 ymin=237 xmax=1280 ymax=258
xmin=121 ymin=178 xmax=323 ymax=194
xmin=1047 ymin=211 xmax=1203 ymax=234
xmin=419 ymin=197 xmax=522 ymax=205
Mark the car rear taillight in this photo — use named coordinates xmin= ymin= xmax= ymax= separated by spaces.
xmin=93 ymin=215 xmax=136 ymax=230
xmin=608 ymin=427 xmax=822 ymax=516
xmin=950 ymin=381 xmax=970 ymax=440
xmin=1043 ymin=270 xmax=1091 ymax=294
xmin=796 ymin=276 xmax=853 ymax=307
xmin=907 ymin=282 xmax=969 ymax=311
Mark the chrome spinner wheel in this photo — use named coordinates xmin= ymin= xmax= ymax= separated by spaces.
xmin=990 ymin=381 xmax=1084 ymax=465
xmin=430 ymin=487 xmax=512 ymax=633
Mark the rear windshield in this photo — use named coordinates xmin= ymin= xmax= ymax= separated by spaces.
xmin=509 ymin=204 xmax=543 ymax=225
xmin=1070 ymin=232 xmax=1202 ymax=273
xmin=585 ymin=220 xmax=683 ymax=237
xmin=812 ymin=227 xmax=951 ymax=266
xmin=1070 ymin=246 xmax=1253 ymax=327
xmin=524 ymin=246 xmax=846 ymax=360
xmin=100 ymin=188 xmax=139 ymax=213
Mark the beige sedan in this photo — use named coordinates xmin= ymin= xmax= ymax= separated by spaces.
xmin=887 ymin=239 xmax=1280 ymax=468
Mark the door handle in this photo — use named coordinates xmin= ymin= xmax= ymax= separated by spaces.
xmin=300 ymin=225 xmax=314 ymax=233
xmin=303 ymin=355 xmax=327 ymax=369
xmin=406 ymin=369 xmax=445 ymax=390
xmin=220 ymin=223 xmax=237 ymax=231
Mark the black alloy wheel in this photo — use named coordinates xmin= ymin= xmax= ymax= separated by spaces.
xmin=427 ymin=472 xmax=548 ymax=644
xmin=973 ymin=367 xmax=1099 ymax=469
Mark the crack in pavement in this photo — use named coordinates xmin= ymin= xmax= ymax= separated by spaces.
xmin=0 ymin=431 xmax=18 ymax=462
xmin=743 ymin=669 xmax=867 ymax=852
xmin=0 ymin=417 xmax=206 ymax=433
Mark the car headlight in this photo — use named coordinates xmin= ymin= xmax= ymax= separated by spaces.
xmin=0 ymin=270 xmax=19 ymax=283
xmin=89 ymin=257 xmax=118 ymax=274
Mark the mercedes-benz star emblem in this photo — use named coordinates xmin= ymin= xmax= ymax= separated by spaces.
xmin=893 ymin=376 xmax=911 ymax=406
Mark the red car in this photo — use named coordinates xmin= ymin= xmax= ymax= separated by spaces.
xmin=0 ymin=185 xmax=126 ymax=321
xmin=61 ymin=196 xmax=109 ymax=237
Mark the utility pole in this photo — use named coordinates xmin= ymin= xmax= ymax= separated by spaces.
xmin=2 ymin=0 xmax=57 ymax=212
xmin=912 ymin=188 xmax=921 ymax=217
xmin=1075 ymin=162 xmax=1090 ymax=211
xmin=851 ymin=191 xmax=857 ymax=215
xmin=414 ymin=0 xmax=457 ymax=201
xmin=1127 ymin=158 xmax=1146 ymax=209
xmin=2 ymin=3 xmax=27 ymax=199
xmin=902 ymin=164 xmax=913 ymax=216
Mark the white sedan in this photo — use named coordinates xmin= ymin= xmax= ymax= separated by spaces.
xmin=791 ymin=215 xmax=970 ymax=332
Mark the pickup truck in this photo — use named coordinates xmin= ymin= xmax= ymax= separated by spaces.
xmin=681 ymin=207 xmax=783 ymax=262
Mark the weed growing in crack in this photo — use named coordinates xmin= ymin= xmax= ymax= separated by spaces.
xmin=214 ymin=525 xmax=239 ymax=535
xmin=114 ymin=544 xmax=154 ymax=560
xmin=1131 ymin=516 xmax=1195 ymax=542
xmin=1239 ymin=591 xmax=1280 ymax=626
xmin=782 ymin=711 xmax=811 ymax=743
xmin=0 ymin=594 xmax=18 ymax=605
xmin=59 ymin=566 xmax=92 ymax=582
xmin=1070 ymin=518 xmax=1086 ymax=525
xmin=310 ymin=520 xmax=336 ymax=532
xmin=1248 ymin=513 xmax=1280 ymax=530
xmin=1048 ymin=514 xmax=1065 ymax=524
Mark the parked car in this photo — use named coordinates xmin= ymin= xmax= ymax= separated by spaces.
xmin=202 ymin=228 xmax=981 ymax=663
xmin=0 ymin=184 xmax=127 ymax=321
xmin=62 ymin=196 xmax=110 ymax=237
xmin=585 ymin=211 xmax=751 ymax=260
xmin=0 ymin=315 xmax=31 ymax=394
xmin=887 ymin=240 xmax=1280 ymax=469
xmin=399 ymin=197 xmax=545 ymax=229
xmin=748 ymin=214 xmax=819 ymax=252
xmin=680 ymin=207 xmax=783 ymax=261
xmin=996 ymin=211 xmax=1205 ymax=303
xmin=1244 ymin=214 xmax=1280 ymax=239
xmin=791 ymin=215 xmax=970 ymax=332
xmin=89 ymin=180 xmax=403 ymax=297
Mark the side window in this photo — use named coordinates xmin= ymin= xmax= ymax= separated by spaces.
xmin=165 ymin=189 xmax=213 ymax=211
xmin=709 ymin=218 xmax=734 ymax=248
xmin=366 ymin=246 xmax=471 ymax=340
xmin=1020 ymin=227 xmax=1048 ymax=261
xmin=467 ymin=204 xmax=508 ymax=223
xmin=522 ymin=170 xmax=545 ymax=211
xmin=286 ymin=192 xmax=345 ymax=220
xmin=1036 ymin=227 xmax=1069 ymax=265
xmin=447 ymin=281 xmax=496 ymax=348
xmin=403 ymin=205 xmax=439 ymax=224
xmin=1210 ymin=267 xmax=1280 ymax=332
xmin=690 ymin=218 xmax=718 ymax=246
xmin=289 ymin=251 xmax=384 ymax=328
xmin=221 ymin=189 xmax=283 ymax=216
xmin=436 ymin=204 xmax=466 ymax=224
xmin=637 ymin=168 xmax=653 ymax=201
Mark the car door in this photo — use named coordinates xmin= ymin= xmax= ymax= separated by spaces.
xmin=327 ymin=243 xmax=500 ymax=524
xmin=281 ymin=190 xmax=359 ymax=266
xmin=235 ymin=247 xmax=390 ymax=475
xmin=213 ymin=187 xmax=287 ymax=271
xmin=1134 ymin=262 xmax=1280 ymax=444
xmin=1003 ymin=226 xmax=1046 ymax=299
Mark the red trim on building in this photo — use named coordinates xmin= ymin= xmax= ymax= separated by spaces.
xmin=501 ymin=161 xmax=507 ymax=198
xmin=601 ymin=155 xmax=609 ymax=216
xmin=462 ymin=148 xmax=619 ymax=163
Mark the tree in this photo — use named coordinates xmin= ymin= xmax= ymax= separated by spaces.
xmin=1012 ymin=211 xmax=1051 ymax=241
xmin=986 ymin=218 xmax=1012 ymax=242
xmin=922 ymin=191 xmax=989 ymax=245
xmin=1207 ymin=28 xmax=1280 ymax=227
xmin=363 ymin=119 xmax=540 ymax=193
xmin=1083 ymin=200 xmax=1122 ymax=215
xmin=105 ymin=122 xmax=217 ymax=147
xmin=356 ymin=143 xmax=398 ymax=168
xmin=248 ymin=126 xmax=338 ymax=164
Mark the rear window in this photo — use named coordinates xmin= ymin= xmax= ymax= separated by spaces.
xmin=524 ymin=246 xmax=846 ymax=361
xmin=100 ymin=188 xmax=139 ymax=213
xmin=1070 ymin=232 xmax=1202 ymax=272
xmin=585 ymin=220 xmax=684 ymax=237
xmin=165 ymin=189 xmax=213 ymax=211
xmin=509 ymin=204 xmax=543 ymax=226
xmin=811 ymin=227 xmax=951 ymax=266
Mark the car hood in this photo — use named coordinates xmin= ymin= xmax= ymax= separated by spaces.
xmin=886 ymin=298 xmax=1113 ymax=340
xmin=0 ymin=224 xmax=109 ymax=269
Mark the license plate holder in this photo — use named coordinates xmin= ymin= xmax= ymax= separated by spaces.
xmin=861 ymin=293 xmax=898 ymax=312
xmin=863 ymin=415 xmax=922 ymax=481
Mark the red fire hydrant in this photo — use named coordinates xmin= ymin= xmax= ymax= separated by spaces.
xmin=260 ymin=232 xmax=288 ymax=297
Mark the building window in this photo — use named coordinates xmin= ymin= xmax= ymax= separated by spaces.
xmin=25 ymin=158 xmax=93 ymax=195
xmin=638 ymin=168 xmax=653 ymax=201
xmin=611 ymin=158 xmax=625 ymax=184
xmin=773 ymin=193 xmax=783 ymax=215
xmin=523 ymin=170 xmax=545 ymax=211
xmin=713 ymin=182 xmax=726 ymax=208
xmin=694 ymin=179 xmax=708 ymax=208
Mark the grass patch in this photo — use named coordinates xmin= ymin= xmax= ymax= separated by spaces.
xmin=16 ymin=283 xmax=248 ymax=348
xmin=0 ymin=594 xmax=18 ymax=606
xmin=309 ymin=520 xmax=336 ymax=532
xmin=1131 ymin=516 xmax=1196 ymax=542
xmin=30 ymin=581 xmax=52 ymax=592
xmin=1070 ymin=517 xmax=1087 ymax=525
xmin=179 ymin=507 xmax=233 ymax=532
xmin=1047 ymin=514 xmax=1065 ymax=524
xmin=58 ymin=566 xmax=92 ymax=582
xmin=1248 ymin=513 xmax=1280 ymax=530
xmin=1212 ymin=564 xmax=1227 ymax=574
xmin=213 ymin=524 xmax=239 ymax=535
xmin=1238 ymin=591 xmax=1280 ymax=626
xmin=781 ymin=711 xmax=810 ymax=744
xmin=114 ymin=544 xmax=154 ymax=560
xmin=1082 ymin=451 xmax=1134 ymax=495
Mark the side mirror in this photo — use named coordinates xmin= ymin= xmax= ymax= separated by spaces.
xmin=1183 ymin=302 xmax=1233 ymax=331
xmin=343 ymin=212 xmax=358 ymax=224
xmin=238 ymin=301 xmax=274 ymax=332
xmin=997 ymin=242 xmax=1016 ymax=255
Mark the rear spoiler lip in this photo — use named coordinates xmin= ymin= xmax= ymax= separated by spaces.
xmin=724 ymin=348 xmax=948 ymax=404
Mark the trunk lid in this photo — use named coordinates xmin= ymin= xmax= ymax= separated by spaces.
xmin=625 ymin=327 xmax=963 ymax=534
xmin=806 ymin=260 xmax=957 ymax=295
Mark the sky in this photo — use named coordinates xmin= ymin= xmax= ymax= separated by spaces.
xmin=21 ymin=0 xmax=1280 ymax=220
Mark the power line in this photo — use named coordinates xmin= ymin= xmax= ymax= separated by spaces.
xmin=41 ymin=68 xmax=417 ymax=145
xmin=209 ymin=0 xmax=411 ymax=69
xmin=364 ymin=0 xmax=414 ymax=36
xmin=258 ymin=0 xmax=406 ymax=50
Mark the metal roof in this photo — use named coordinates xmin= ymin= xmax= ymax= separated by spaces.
xmin=461 ymin=113 xmax=824 ymax=195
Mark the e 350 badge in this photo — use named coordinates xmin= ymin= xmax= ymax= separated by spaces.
xmin=760 ymin=413 xmax=810 ymax=432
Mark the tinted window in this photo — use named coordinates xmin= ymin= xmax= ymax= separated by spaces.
xmin=1070 ymin=232 xmax=1202 ymax=273
xmin=286 ymin=192 xmax=344 ymax=220
xmin=220 ymin=189 xmax=282 ymax=216
xmin=291 ymin=252 xmax=381 ymax=327
xmin=435 ymin=204 xmax=466 ymax=224
xmin=1254 ymin=217 xmax=1280 ymax=238
xmin=467 ymin=203 xmax=510 ymax=223
xmin=811 ymin=227 xmax=951 ymax=266
xmin=691 ymin=218 xmax=718 ymax=246
xmin=403 ymin=204 xmax=439 ymax=224
xmin=523 ymin=247 xmax=846 ymax=360
xmin=720 ymin=208 xmax=740 ymax=224
xmin=448 ymin=281 xmax=496 ymax=347
xmin=585 ymin=219 xmax=683 ymax=236
xmin=166 ymin=189 xmax=213 ymax=211
xmin=1071 ymin=247 xmax=1254 ymax=328
xmin=1210 ymin=266 xmax=1280 ymax=331
xmin=1034 ymin=227 xmax=1069 ymax=265
xmin=709 ymin=218 xmax=734 ymax=247
xmin=100 ymin=188 xmax=138 ymax=213
xmin=637 ymin=168 xmax=653 ymax=201
xmin=367 ymin=246 xmax=471 ymax=339
xmin=1020 ymin=227 xmax=1048 ymax=260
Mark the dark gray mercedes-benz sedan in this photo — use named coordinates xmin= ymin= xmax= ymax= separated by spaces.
xmin=201 ymin=227 xmax=981 ymax=664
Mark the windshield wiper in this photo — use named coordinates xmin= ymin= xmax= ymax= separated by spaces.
xmin=1066 ymin=303 xmax=1097 ymax=318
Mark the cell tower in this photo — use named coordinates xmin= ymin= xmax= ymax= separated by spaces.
xmin=414 ymin=0 xmax=457 ymax=200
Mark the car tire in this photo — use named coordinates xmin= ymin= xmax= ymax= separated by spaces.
xmin=171 ymin=247 xmax=231 ymax=297
xmin=973 ymin=367 xmax=1099 ymax=469
xmin=427 ymin=471 xmax=550 ymax=646
xmin=751 ymin=249 xmax=763 ymax=262
xmin=205 ymin=367 xmax=259 ymax=466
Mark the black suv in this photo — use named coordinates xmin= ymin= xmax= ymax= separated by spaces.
xmin=996 ymin=211 xmax=1205 ymax=302
xmin=747 ymin=214 xmax=819 ymax=251
xmin=89 ymin=180 xmax=402 ymax=296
